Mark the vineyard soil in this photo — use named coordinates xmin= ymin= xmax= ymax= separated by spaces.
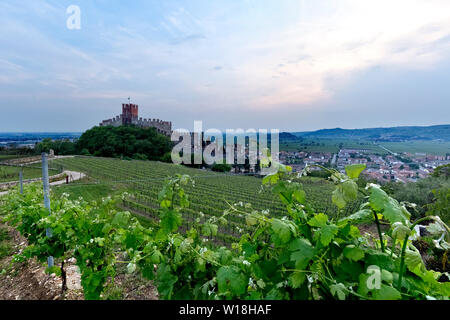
xmin=0 ymin=223 xmax=159 ymax=300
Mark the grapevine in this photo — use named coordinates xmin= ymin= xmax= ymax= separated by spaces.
xmin=1 ymin=163 xmax=449 ymax=300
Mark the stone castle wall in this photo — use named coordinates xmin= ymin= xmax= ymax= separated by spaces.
xmin=99 ymin=104 xmax=172 ymax=136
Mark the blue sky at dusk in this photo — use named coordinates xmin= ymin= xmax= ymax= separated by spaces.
xmin=1 ymin=0 xmax=450 ymax=132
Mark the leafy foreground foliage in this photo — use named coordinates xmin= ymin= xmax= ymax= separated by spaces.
xmin=383 ymin=176 xmax=450 ymax=224
xmin=1 ymin=164 xmax=449 ymax=300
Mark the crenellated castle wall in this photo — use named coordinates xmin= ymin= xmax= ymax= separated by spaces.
xmin=99 ymin=104 xmax=172 ymax=136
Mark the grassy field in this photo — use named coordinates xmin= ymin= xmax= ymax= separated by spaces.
xmin=52 ymin=183 xmax=116 ymax=202
xmin=379 ymin=140 xmax=450 ymax=155
xmin=50 ymin=156 xmax=362 ymax=243
xmin=0 ymin=154 xmax=29 ymax=161
xmin=280 ymin=138 xmax=450 ymax=156
xmin=0 ymin=165 xmax=59 ymax=183
xmin=280 ymin=138 xmax=386 ymax=154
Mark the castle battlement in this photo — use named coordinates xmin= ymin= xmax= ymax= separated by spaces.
xmin=99 ymin=103 xmax=172 ymax=136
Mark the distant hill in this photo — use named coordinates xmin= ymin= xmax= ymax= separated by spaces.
xmin=279 ymin=132 xmax=302 ymax=141
xmin=291 ymin=124 xmax=450 ymax=142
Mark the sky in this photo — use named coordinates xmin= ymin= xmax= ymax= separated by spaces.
xmin=1 ymin=0 xmax=450 ymax=132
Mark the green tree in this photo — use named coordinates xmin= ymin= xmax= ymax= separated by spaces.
xmin=211 ymin=162 xmax=232 ymax=172
xmin=432 ymin=164 xmax=450 ymax=179
xmin=76 ymin=125 xmax=172 ymax=161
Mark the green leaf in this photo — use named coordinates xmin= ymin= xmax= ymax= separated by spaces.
xmin=289 ymin=271 xmax=306 ymax=289
xmin=289 ymin=238 xmax=314 ymax=253
xmin=339 ymin=209 xmax=374 ymax=225
xmin=343 ymin=245 xmax=365 ymax=262
xmin=383 ymin=200 xmax=409 ymax=225
xmin=372 ymin=284 xmax=402 ymax=300
xmin=293 ymin=189 xmax=306 ymax=204
xmin=308 ymin=213 xmax=328 ymax=228
xmin=46 ymin=265 xmax=62 ymax=276
xmin=342 ymin=180 xmax=358 ymax=201
xmin=150 ymin=250 xmax=163 ymax=264
xmin=319 ymin=225 xmax=338 ymax=246
xmin=365 ymin=250 xmax=395 ymax=272
xmin=289 ymin=238 xmax=315 ymax=269
xmin=404 ymin=249 xmax=424 ymax=273
xmin=381 ymin=270 xmax=393 ymax=284
xmin=262 ymin=172 xmax=279 ymax=185
xmin=392 ymin=222 xmax=411 ymax=240
xmin=216 ymin=266 xmax=247 ymax=296
xmin=330 ymin=283 xmax=347 ymax=300
xmin=271 ymin=219 xmax=292 ymax=245
xmin=112 ymin=211 xmax=130 ymax=227
xmin=332 ymin=188 xmax=347 ymax=209
xmin=345 ymin=164 xmax=366 ymax=179
xmin=308 ymin=214 xmax=338 ymax=246
xmin=369 ymin=185 xmax=409 ymax=224
xmin=245 ymin=213 xmax=258 ymax=226
xmin=202 ymin=223 xmax=218 ymax=236
xmin=160 ymin=208 xmax=182 ymax=233
xmin=156 ymin=263 xmax=178 ymax=299
xmin=369 ymin=185 xmax=389 ymax=212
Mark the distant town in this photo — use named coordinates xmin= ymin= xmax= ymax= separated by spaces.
xmin=279 ymin=148 xmax=450 ymax=183
xmin=1 ymin=122 xmax=450 ymax=184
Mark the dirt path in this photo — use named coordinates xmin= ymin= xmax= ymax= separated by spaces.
xmin=0 ymin=170 xmax=86 ymax=197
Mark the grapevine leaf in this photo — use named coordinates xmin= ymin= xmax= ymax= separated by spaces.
xmin=368 ymin=184 xmax=388 ymax=211
xmin=343 ymin=245 xmax=365 ymax=262
xmin=319 ymin=225 xmax=338 ymax=246
xmin=330 ymin=283 xmax=347 ymax=300
xmin=289 ymin=271 xmax=306 ymax=289
xmin=293 ymin=189 xmax=306 ymax=204
xmin=345 ymin=164 xmax=366 ymax=179
xmin=369 ymin=185 xmax=409 ymax=224
xmin=372 ymin=284 xmax=402 ymax=300
xmin=332 ymin=188 xmax=347 ymax=209
xmin=160 ymin=208 xmax=182 ymax=233
xmin=202 ymin=223 xmax=218 ymax=237
xmin=151 ymin=250 xmax=163 ymax=264
xmin=308 ymin=213 xmax=328 ymax=228
xmin=381 ymin=270 xmax=393 ymax=284
xmin=156 ymin=263 xmax=178 ymax=300
xmin=216 ymin=266 xmax=247 ymax=296
xmin=392 ymin=222 xmax=411 ymax=240
xmin=262 ymin=172 xmax=279 ymax=185
xmin=289 ymin=238 xmax=315 ymax=269
xmin=404 ymin=249 xmax=425 ymax=273
xmin=339 ymin=209 xmax=374 ymax=225
xmin=383 ymin=200 xmax=409 ymax=225
xmin=271 ymin=219 xmax=292 ymax=245
xmin=365 ymin=250 xmax=395 ymax=272
xmin=112 ymin=211 xmax=130 ymax=227
xmin=245 ymin=213 xmax=258 ymax=226
xmin=342 ymin=180 xmax=358 ymax=201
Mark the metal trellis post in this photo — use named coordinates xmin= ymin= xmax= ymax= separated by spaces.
xmin=19 ymin=168 xmax=23 ymax=194
xmin=42 ymin=153 xmax=54 ymax=268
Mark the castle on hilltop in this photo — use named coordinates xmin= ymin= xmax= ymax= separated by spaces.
xmin=99 ymin=103 xmax=172 ymax=136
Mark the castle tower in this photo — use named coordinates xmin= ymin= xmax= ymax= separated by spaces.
xmin=122 ymin=103 xmax=139 ymax=125
xmin=100 ymin=102 xmax=171 ymax=136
